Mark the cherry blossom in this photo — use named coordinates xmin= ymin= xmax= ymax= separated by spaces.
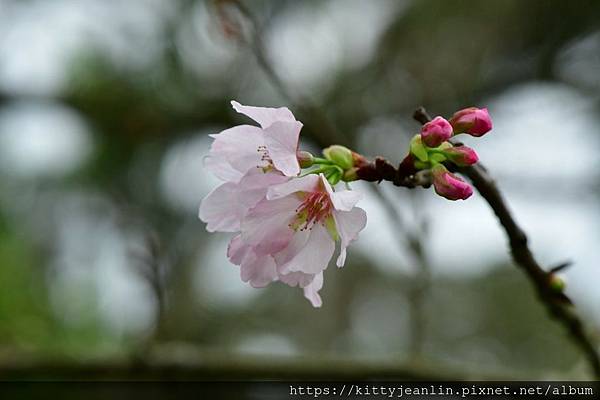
xmin=205 ymin=101 xmax=303 ymax=182
xmin=232 ymin=174 xmax=366 ymax=307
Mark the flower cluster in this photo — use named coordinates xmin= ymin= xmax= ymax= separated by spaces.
xmin=199 ymin=102 xmax=493 ymax=306
xmin=199 ymin=101 xmax=367 ymax=307
xmin=406 ymin=107 xmax=492 ymax=200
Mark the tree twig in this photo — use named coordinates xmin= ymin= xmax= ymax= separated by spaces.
xmin=413 ymin=106 xmax=600 ymax=378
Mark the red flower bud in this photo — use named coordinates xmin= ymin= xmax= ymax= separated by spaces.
xmin=431 ymin=164 xmax=473 ymax=201
xmin=443 ymin=145 xmax=479 ymax=166
xmin=449 ymin=107 xmax=492 ymax=137
xmin=421 ymin=116 xmax=453 ymax=147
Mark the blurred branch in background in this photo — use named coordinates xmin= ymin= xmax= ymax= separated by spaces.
xmin=215 ymin=0 xmax=435 ymax=358
xmin=414 ymin=107 xmax=600 ymax=379
xmin=0 ymin=347 xmax=511 ymax=381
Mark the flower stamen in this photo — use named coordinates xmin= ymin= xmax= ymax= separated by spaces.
xmin=289 ymin=191 xmax=333 ymax=231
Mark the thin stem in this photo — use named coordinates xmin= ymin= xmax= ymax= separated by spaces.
xmin=413 ymin=107 xmax=600 ymax=379
xmin=312 ymin=157 xmax=334 ymax=165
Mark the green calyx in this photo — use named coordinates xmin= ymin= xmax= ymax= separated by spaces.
xmin=410 ymin=135 xmax=429 ymax=162
xmin=323 ymin=145 xmax=354 ymax=170
xmin=300 ymin=164 xmax=344 ymax=185
xmin=410 ymin=137 xmax=454 ymax=169
xmin=299 ymin=145 xmax=360 ymax=185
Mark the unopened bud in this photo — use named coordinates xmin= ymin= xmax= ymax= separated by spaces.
xmin=296 ymin=151 xmax=314 ymax=168
xmin=421 ymin=116 xmax=453 ymax=147
xmin=449 ymin=107 xmax=492 ymax=137
xmin=549 ymin=274 xmax=566 ymax=293
xmin=323 ymin=145 xmax=353 ymax=170
xmin=443 ymin=145 xmax=479 ymax=166
xmin=431 ymin=164 xmax=473 ymax=201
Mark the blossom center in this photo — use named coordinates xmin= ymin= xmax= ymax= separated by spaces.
xmin=256 ymin=145 xmax=274 ymax=172
xmin=289 ymin=191 xmax=333 ymax=231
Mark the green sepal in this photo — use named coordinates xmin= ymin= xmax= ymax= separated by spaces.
xmin=429 ymin=152 xmax=447 ymax=163
xmin=325 ymin=167 xmax=342 ymax=185
xmin=410 ymin=135 xmax=429 ymax=162
xmin=414 ymin=160 xmax=430 ymax=170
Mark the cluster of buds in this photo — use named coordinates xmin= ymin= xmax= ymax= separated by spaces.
xmin=405 ymin=107 xmax=492 ymax=200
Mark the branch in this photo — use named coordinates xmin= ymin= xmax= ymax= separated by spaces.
xmin=0 ymin=350 xmax=511 ymax=381
xmin=413 ymin=107 xmax=600 ymax=379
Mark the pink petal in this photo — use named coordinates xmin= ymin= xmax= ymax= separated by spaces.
xmin=237 ymin=169 xmax=289 ymax=191
xmin=303 ymin=272 xmax=323 ymax=308
xmin=204 ymin=154 xmax=244 ymax=182
xmin=240 ymin=252 xmax=278 ymax=288
xmin=333 ymin=207 xmax=367 ymax=267
xmin=275 ymin=223 xmax=335 ymax=275
xmin=227 ymin=235 xmax=251 ymax=265
xmin=228 ymin=235 xmax=279 ymax=288
xmin=322 ymin=175 xmax=362 ymax=211
xmin=209 ymin=125 xmax=266 ymax=179
xmin=266 ymin=174 xmax=319 ymax=200
xmin=278 ymin=271 xmax=315 ymax=288
xmin=263 ymin=120 xmax=302 ymax=176
xmin=199 ymin=170 xmax=287 ymax=232
xmin=198 ymin=182 xmax=245 ymax=232
xmin=231 ymin=100 xmax=296 ymax=129
xmin=241 ymin=196 xmax=298 ymax=255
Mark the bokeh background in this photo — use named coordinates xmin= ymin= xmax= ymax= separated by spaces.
xmin=0 ymin=0 xmax=599 ymax=380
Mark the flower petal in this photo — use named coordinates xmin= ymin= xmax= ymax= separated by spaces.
xmin=278 ymin=271 xmax=315 ymax=288
xmin=240 ymin=252 xmax=278 ymax=288
xmin=263 ymin=120 xmax=302 ymax=176
xmin=266 ymin=174 xmax=319 ymax=200
xmin=209 ymin=125 xmax=266 ymax=179
xmin=303 ymin=272 xmax=323 ymax=308
xmin=333 ymin=207 xmax=367 ymax=267
xmin=228 ymin=235 xmax=279 ymax=288
xmin=322 ymin=175 xmax=362 ymax=211
xmin=204 ymin=154 xmax=244 ymax=182
xmin=199 ymin=170 xmax=287 ymax=232
xmin=231 ymin=100 xmax=296 ymax=129
xmin=227 ymin=235 xmax=251 ymax=265
xmin=198 ymin=182 xmax=244 ymax=232
xmin=241 ymin=196 xmax=298 ymax=255
xmin=275 ymin=223 xmax=335 ymax=275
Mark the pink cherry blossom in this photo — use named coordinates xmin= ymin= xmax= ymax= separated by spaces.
xmin=431 ymin=164 xmax=473 ymax=200
xmin=421 ymin=116 xmax=453 ymax=147
xmin=205 ymin=101 xmax=303 ymax=182
xmin=449 ymin=107 xmax=492 ymax=137
xmin=233 ymin=174 xmax=366 ymax=307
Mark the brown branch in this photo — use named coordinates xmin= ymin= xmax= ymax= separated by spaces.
xmin=413 ymin=107 xmax=600 ymax=379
